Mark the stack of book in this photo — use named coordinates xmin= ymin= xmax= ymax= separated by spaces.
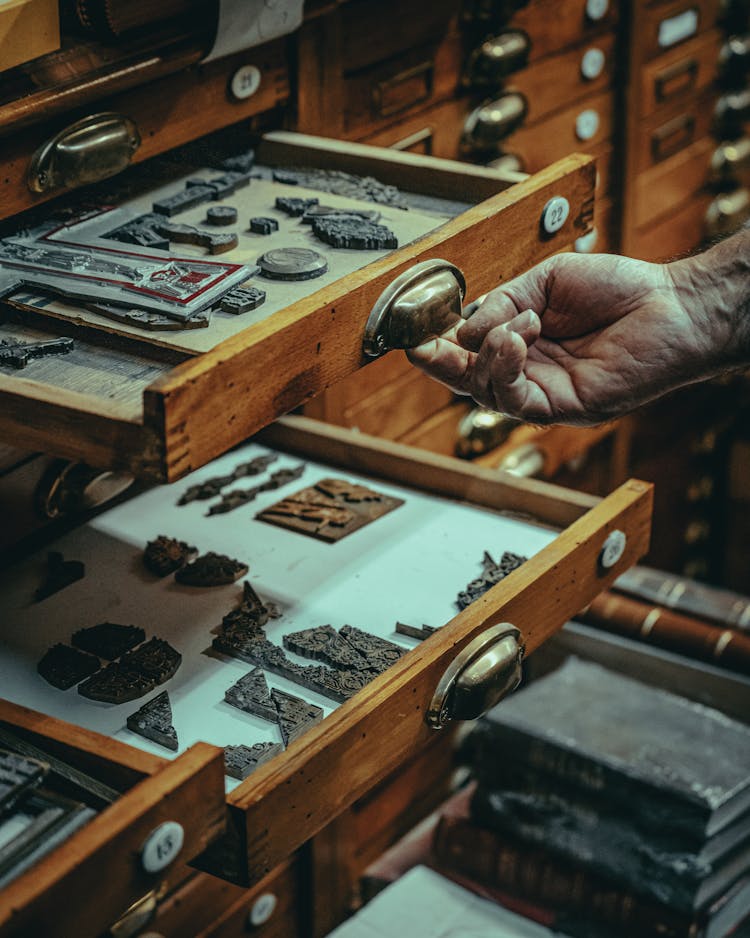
xmin=433 ymin=657 xmax=750 ymax=938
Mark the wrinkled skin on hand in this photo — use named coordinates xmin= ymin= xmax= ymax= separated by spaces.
xmin=407 ymin=251 xmax=735 ymax=427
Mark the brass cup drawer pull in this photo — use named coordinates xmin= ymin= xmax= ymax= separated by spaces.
xmin=710 ymin=137 xmax=750 ymax=183
xmin=28 ymin=112 xmax=141 ymax=194
xmin=462 ymin=92 xmax=528 ymax=150
xmin=363 ymin=258 xmax=467 ymax=357
xmin=465 ymin=30 xmax=531 ymax=87
xmin=427 ymin=624 xmax=524 ymax=729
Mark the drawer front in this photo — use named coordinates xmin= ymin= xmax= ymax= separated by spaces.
xmin=635 ymin=90 xmax=717 ymax=171
xmin=509 ymin=32 xmax=618 ymax=127
xmin=574 ymin=194 xmax=619 ymax=254
xmin=0 ymin=134 xmax=595 ymax=483
xmin=512 ymin=0 xmax=620 ymax=63
xmin=0 ymin=701 xmax=225 ymax=938
xmin=0 ymin=40 xmax=290 ymax=223
xmin=640 ymin=28 xmax=722 ymax=118
xmin=639 ymin=0 xmax=720 ymax=62
xmin=503 ymin=89 xmax=615 ymax=174
xmin=627 ymin=190 xmax=712 ymax=260
xmin=633 ymin=134 xmax=714 ymax=228
xmin=155 ymin=858 xmax=303 ymax=938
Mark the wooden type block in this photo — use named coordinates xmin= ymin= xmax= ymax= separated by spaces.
xmin=153 ymin=221 xmax=239 ymax=256
xmin=175 ymin=552 xmax=248 ymax=586
xmin=143 ymin=535 xmax=198 ymax=577
xmin=456 ymin=550 xmax=527 ymax=610
xmin=395 ymin=622 xmax=438 ymax=641
xmin=283 ymin=625 xmax=371 ymax=672
xmin=0 ymin=750 xmax=48 ymax=813
xmin=206 ymin=206 xmax=238 ymax=226
xmin=34 ymin=551 xmax=84 ymax=601
xmin=77 ymin=663 xmax=154 ymax=703
xmin=249 ymin=216 xmax=279 ymax=235
xmin=152 ymin=186 xmax=216 ymax=216
xmin=311 ymin=217 xmax=398 ymax=250
xmin=218 ymin=287 xmax=266 ymax=314
xmin=37 ymin=644 xmax=100 ymax=690
xmin=338 ymin=624 xmax=406 ymax=671
xmin=0 ymin=338 xmax=74 ymax=370
xmin=126 ymin=690 xmax=178 ymax=751
xmin=223 ymin=742 xmax=283 ymax=780
xmin=120 ymin=638 xmax=181 ymax=685
xmin=219 ymin=150 xmax=256 ymax=174
xmin=71 ymin=622 xmax=146 ymax=660
xmin=274 ymin=196 xmax=320 ymax=217
xmin=224 ymin=668 xmax=277 ymax=722
xmin=271 ymin=168 xmax=408 ymax=208
xmin=85 ymin=303 xmax=210 ymax=331
xmin=270 ymin=688 xmax=323 ymax=746
xmin=301 ymin=204 xmax=381 ymax=224
xmin=256 ymin=477 xmax=403 ymax=543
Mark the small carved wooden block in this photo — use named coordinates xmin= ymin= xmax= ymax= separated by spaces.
xmin=175 ymin=552 xmax=248 ymax=586
xmin=72 ymin=622 xmax=146 ymax=660
xmin=143 ymin=536 xmax=198 ymax=577
xmin=271 ymin=688 xmax=323 ymax=746
xmin=126 ymin=690 xmax=178 ymax=751
xmin=120 ymin=638 xmax=182 ymax=685
xmin=78 ymin=663 xmax=154 ymax=704
xmin=37 ymin=644 xmax=100 ymax=690
xmin=256 ymin=477 xmax=403 ymax=542
xmin=224 ymin=742 xmax=283 ymax=780
xmin=224 ymin=668 xmax=277 ymax=722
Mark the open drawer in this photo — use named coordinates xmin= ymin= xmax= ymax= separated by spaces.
xmin=0 ymin=132 xmax=596 ymax=483
xmin=0 ymin=416 xmax=652 ymax=921
xmin=0 ymin=703 xmax=225 ymax=937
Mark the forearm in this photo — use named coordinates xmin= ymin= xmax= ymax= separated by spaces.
xmin=667 ymin=226 xmax=750 ymax=375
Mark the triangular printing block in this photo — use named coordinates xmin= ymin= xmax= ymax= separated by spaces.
xmin=126 ymin=690 xmax=178 ymax=751
xmin=224 ymin=668 xmax=277 ymax=722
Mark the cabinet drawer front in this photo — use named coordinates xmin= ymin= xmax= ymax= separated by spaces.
xmin=502 ymin=90 xmax=615 ymax=174
xmin=0 ymin=703 xmax=224 ymax=938
xmin=0 ymin=134 xmax=594 ymax=483
xmin=0 ymin=40 xmax=290 ymax=223
xmin=633 ymin=135 xmax=713 ymax=229
xmin=640 ymin=0 xmax=720 ymax=62
xmin=635 ymin=90 xmax=717 ymax=171
xmin=627 ymin=191 xmax=712 ymax=260
xmin=640 ymin=28 xmax=722 ymax=118
xmin=512 ymin=0 xmax=620 ymax=63
xmin=510 ymin=32 xmax=617 ymax=127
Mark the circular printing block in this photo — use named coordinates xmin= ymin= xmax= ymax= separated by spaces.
xmin=257 ymin=247 xmax=328 ymax=281
xmin=206 ymin=206 xmax=239 ymax=226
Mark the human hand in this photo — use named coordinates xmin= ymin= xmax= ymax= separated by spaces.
xmin=406 ymin=251 xmax=720 ymax=427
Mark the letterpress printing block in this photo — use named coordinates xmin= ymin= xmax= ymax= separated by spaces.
xmin=212 ymin=622 xmax=268 ymax=662
xmin=339 ymin=625 xmax=406 ymax=670
xmin=206 ymin=206 xmax=238 ymax=226
xmin=259 ymin=465 xmax=306 ymax=491
xmin=233 ymin=454 xmax=278 ymax=478
xmin=152 ymin=185 xmax=216 ymax=216
xmin=219 ymin=150 xmax=256 ymax=174
xmin=311 ymin=217 xmax=398 ymax=250
xmin=178 ymin=473 xmax=236 ymax=505
xmin=224 ymin=742 xmax=283 ymax=780
xmin=126 ymin=691 xmax=178 ymax=751
xmin=219 ymin=286 xmax=266 ymax=314
xmin=143 ymin=535 xmax=198 ymax=577
xmin=72 ymin=622 xmax=146 ymax=660
xmin=0 ymin=338 xmax=74 ymax=370
xmin=284 ymin=625 xmax=370 ymax=672
xmin=0 ymin=750 xmax=48 ymax=813
xmin=257 ymin=247 xmax=328 ymax=281
xmin=274 ymin=196 xmax=319 ymax=218
xmin=85 ymin=303 xmax=210 ymax=331
xmin=314 ymin=478 xmax=383 ymax=502
xmin=153 ymin=221 xmax=239 ymax=255
xmin=301 ymin=204 xmax=381 ymax=224
xmin=34 ymin=551 xmax=85 ymax=601
xmin=270 ymin=688 xmax=323 ymax=745
xmin=37 ymin=644 xmax=100 ymax=690
xmin=207 ymin=485 xmax=263 ymax=515
xmin=120 ymin=638 xmax=182 ymax=685
xmin=249 ymin=217 xmax=279 ymax=235
xmin=78 ymin=663 xmax=155 ymax=703
xmin=271 ymin=167 xmax=408 ymax=208
xmin=395 ymin=622 xmax=438 ymax=641
xmin=175 ymin=552 xmax=248 ymax=586
xmin=224 ymin=668 xmax=277 ymax=721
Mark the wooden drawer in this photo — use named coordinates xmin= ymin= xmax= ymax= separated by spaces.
xmin=0 ymin=40 xmax=290 ymax=222
xmin=506 ymin=31 xmax=618 ymax=127
xmin=574 ymin=194 xmax=619 ymax=254
xmin=639 ymin=28 xmax=722 ymax=118
xmin=0 ymin=132 xmax=595 ymax=484
xmin=639 ymin=0 xmax=721 ymax=62
xmin=633 ymin=134 xmax=714 ymax=227
xmin=154 ymin=857 xmax=304 ymax=938
xmin=502 ymin=89 xmax=615 ymax=174
xmin=511 ymin=0 xmax=620 ymax=62
xmin=0 ymin=416 xmax=653 ymax=904
xmin=0 ymin=703 xmax=224 ymax=938
xmin=634 ymin=89 xmax=717 ymax=171
xmin=627 ymin=190 xmax=712 ymax=260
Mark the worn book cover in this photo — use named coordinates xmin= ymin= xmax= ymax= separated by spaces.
xmin=470 ymin=657 xmax=750 ymax=840
xmin=433 ymin=814 xmax=750 ymax=938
